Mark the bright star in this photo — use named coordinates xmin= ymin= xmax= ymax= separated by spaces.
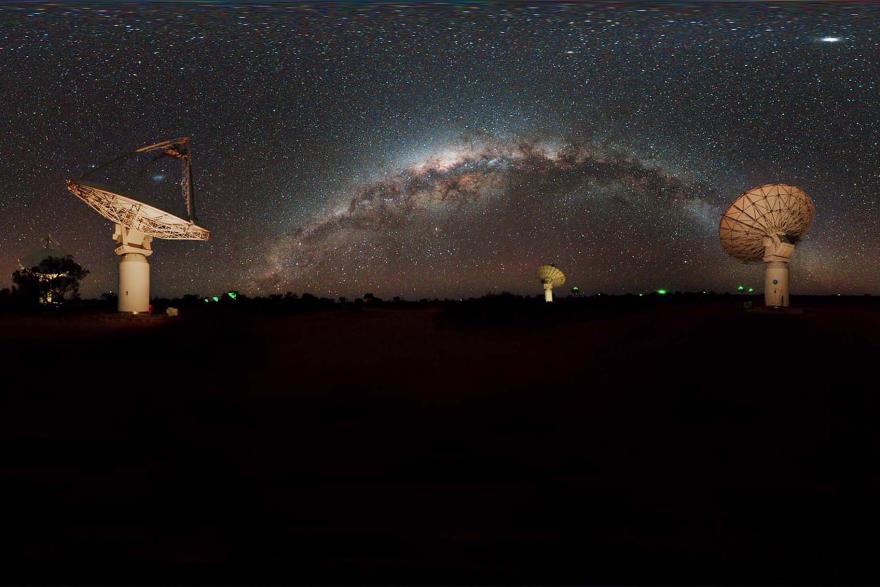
xmin=820 ymin=36 xmax=843 ymax=43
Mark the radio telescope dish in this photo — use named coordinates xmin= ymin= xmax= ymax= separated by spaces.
xmin=66 ymin=181 xmax=210 ymax=241
xmin=66 ymin=137 xmax=210 ymax=313
xmin=719 ymin=183 xmax=815 ymax=308
xmin=537 ymin=264 xmax=565 ymax=303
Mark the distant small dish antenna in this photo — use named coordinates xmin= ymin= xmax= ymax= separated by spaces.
xmin=537 ymin=264 xmax=565 ymax=303
xmin=719 ymin=184 xmax=815 ymax=308
xmin=66 ymin=138 xmax=210 ymax=313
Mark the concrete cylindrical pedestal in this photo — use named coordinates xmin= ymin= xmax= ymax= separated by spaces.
xmin=118 ymin=253 xmax=150 ymax=313
xmin=764 ymin=261 xmax=789 ymax=307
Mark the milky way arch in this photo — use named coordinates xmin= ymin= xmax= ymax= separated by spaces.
xmin=256 ymin=135 xmax=722 ymax=297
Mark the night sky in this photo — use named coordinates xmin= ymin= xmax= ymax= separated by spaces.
xmin=2 ymin=3 xmax=879 ymax=299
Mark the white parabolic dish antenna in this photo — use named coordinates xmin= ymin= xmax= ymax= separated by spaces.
xmin=66 ymin=137 xmax=210 ymax=313
xmin=719 ymin=183 xmax=815 ymax=307
xmin=537 ymin=264 xmax=565 ymax=303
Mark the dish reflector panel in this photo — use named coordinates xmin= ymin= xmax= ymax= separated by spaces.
xmin=537 ymin=264 xmax=566 ymax=287
xmin=66 ymin=180 xmax=210 ymax=241
xmin=719 ymin=183 xmax=814 ymax=262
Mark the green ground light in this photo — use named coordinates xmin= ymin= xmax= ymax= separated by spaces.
xmin=656 ymin=289 xmax=667 ymax=295
xmin=227 ymin=290 xmax=238 ymax=300
xmin=211 ymin=295 xmax=220 ymax=303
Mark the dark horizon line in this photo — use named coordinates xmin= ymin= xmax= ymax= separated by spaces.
xmin=79 ymin=291 xmax=880 ymax=301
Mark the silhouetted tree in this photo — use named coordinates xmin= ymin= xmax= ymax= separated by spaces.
xmin=11 ymin=269 xmax=40 ymax=303
xmin=12 ymin=255 xmax=89 ymax=305
xmin=363 ymin=293 xmax=383 ymax=303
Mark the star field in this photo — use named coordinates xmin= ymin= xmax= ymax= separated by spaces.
xmin=1 ymin=3 xmax=879 ymax=298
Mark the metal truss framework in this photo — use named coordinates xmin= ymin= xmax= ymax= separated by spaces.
xmin=66 ymin=180 xmax=210 ymax=241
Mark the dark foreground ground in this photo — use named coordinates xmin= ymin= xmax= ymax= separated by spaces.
xmin=2 ymin=297 xmax=880 ymax=584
